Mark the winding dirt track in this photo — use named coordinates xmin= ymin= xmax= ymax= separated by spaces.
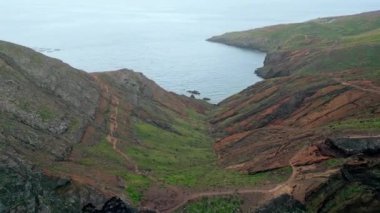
xmin=334 ymin=78 xmax=380 ymax=95
xmin=161 ymin=164 xmax=298 ymax=213
xmin=93 ymin=75 xmax=140 ymax=173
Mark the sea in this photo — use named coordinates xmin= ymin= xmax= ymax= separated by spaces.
xmin=0 ymin=0 xmax=379 ymax=102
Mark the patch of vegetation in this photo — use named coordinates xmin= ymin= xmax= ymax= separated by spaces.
xmin=177 ymin=196 xmax=242 ymax=213
xmin=79 ymin=137 xmax=125 ymax=168
xmin=37 ymin=106 xmax=55 ymax=122
xmin=63 ymin=133 xmax=152 ymax=205
xmin=122 ymin=173 xmax=150 ymax=204
xmin=18 ymin=100 xmax=31 ymax=112
xmin=319 ymin=158 xmax=345 ymax=169
xmin=306 ymin=177 xmax=345 ymax=212
xmin=0 ymin=114 xmax=15 ymax=133
xmin=321 ymin=183 xmax=369 ymax=212
xmin=297 ymin=44 xmax=380 ymax=75
xmin=68 ymin=118 xmax=80 ymax=133
xmin=328 ymin=118 xmax=380 ymax=130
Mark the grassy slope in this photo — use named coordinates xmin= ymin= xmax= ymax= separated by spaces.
xmin=128 ymin=108 xmax=291 ymax=204
xmin=209 ymin=11 xmax=380 ymax=52
xmin=131 ymin=110 xmax=291 ymax=188
xmin=177 ymin=196 xmax=242 ymax=213
xmin=209 ymin=11 xmax=380 ymax=79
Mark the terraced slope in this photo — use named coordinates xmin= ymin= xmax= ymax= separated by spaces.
xmin=207 ymin=11 xmax=380 ymax=212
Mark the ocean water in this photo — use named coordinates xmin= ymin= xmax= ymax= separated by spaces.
xmin=0 ymin=0 xmax=379 ymax=103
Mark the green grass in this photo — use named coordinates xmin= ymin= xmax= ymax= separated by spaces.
xmin=343 ymin=28 xmax=380 ymax=45
xmin=215 ymin=12 xmax=380 ymax=52
xmin=319 ymin=158 xmax=345 ymax=169
xmin=321 ymin=183 xmax=368 ymax=212
xmin=122 ymin=173 xmax=150 ymax=204
xmin=128 ymin=109 xmax=292 ymax=189
xmin=328 ymin=118 xmax=380 ymax=130
xmin=306 ymin=177 xmax=345 ymax=212
xmin=37 ymin=106 xmax=55 ymax=122
xmin=78 ymin=136 xmax=126 ymax=170
xmin=68 ymin=118 xmax=80 ymax=133
xmin=18 ymin=100 xmax=32 ymax=112
xmin=177 ymin=196 xmax=242 ymax=213
xmin=297 ymin=44 xmax=380 ymax=75
xmin=75 ymin=136 xmax=152 ymax=204
xmin=17 ymin=100 xmax=58 ymax=122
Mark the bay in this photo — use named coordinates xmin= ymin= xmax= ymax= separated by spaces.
xmin=0 ymin=0 xmax=378 ymax=102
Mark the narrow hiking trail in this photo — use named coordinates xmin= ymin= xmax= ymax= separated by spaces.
xmin=92 ymin=75 xmax=140 ymax=173
xmin=106 ymin=94 xmax=140 ymax=172
xmin=93 ymin=75 xmax=184 ymax=207
xmin=334 ymin=78 xmax=380 ymax=95
xmin=162 ymin=163 xmax=299 ymax=213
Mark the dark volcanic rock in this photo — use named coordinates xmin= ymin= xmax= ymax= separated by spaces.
xmin=0 ymin=149 xmax=107 ymax=213
xmin=82 ymin=197 xmax=137 ymax=213
xmin=327 ymin=137 xmax=380 ymax=156
xmin=305 ymin=160 xmax=380 ymax=213
xmin=255 ymin=194 xmax=306 ymax=213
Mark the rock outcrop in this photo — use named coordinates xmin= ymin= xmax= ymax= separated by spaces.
xmin=327 ymin=137 xmax=380 ymax=156
xmin=82 ymin=197 xmax=137 ymax=213
xmin=255 ymin=194 xmax=306 ymax=213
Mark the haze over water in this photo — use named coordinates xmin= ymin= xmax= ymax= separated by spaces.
xmin=0 ymin=0 xmax=379 ymax=102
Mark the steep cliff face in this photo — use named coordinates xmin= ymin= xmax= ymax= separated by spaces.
xmin=0 ymin=41 xmax=105 ymax=211
xmin=209 ymin=11 xmax=380 ymax=211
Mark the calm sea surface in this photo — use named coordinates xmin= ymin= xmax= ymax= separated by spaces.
xmin=0 ymin=0 xmax=379 ymax=102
